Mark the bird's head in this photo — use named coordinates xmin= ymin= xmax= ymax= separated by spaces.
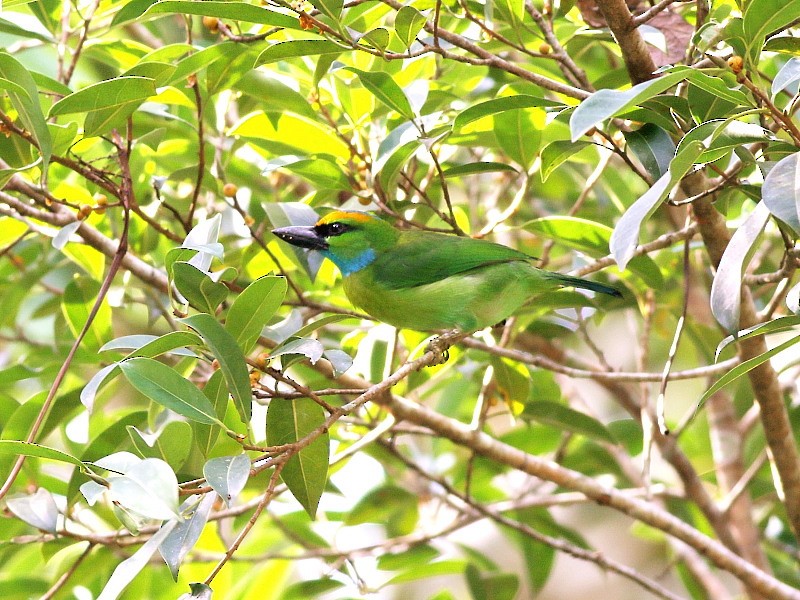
xmin=272 ymin=211 xmax=399 ymax=276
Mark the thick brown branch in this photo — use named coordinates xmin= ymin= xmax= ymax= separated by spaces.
xmin=594 ymin=0 xmax=658 ymax=84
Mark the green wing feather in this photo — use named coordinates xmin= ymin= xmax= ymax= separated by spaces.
xmin=370 ymin=231 xmax=533 ymax=289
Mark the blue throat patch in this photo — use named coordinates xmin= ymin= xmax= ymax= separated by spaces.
xmin=324 ymin=248 xmax=376 ymax=276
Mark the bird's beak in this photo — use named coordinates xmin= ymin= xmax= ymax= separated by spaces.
xmin=272 ymin=225 xmax=329 ymax=251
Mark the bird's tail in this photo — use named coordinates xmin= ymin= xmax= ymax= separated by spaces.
xmin=546 ymin=273 xmax=622 ymax=298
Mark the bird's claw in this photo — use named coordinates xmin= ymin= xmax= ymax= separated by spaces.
xmin=425 ymin=333 xmax=457 ymax=365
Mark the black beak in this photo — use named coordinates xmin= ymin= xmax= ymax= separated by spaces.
xmin=272 ymin=225 xmax=329 ymax=251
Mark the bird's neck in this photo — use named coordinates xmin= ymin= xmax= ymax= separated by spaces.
xmin=324 ymin=248 xmax=377 ymax=276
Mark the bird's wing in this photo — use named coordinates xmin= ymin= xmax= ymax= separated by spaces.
xmin=370 ymin=231 xmax=533 ymax=290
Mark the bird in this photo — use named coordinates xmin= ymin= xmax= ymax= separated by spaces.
xmin=272 ymin=210 xmax=621 ymax=332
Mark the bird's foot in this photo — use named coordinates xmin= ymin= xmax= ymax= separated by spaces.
xmin=425 ymin=330 xmax=461 ymax=366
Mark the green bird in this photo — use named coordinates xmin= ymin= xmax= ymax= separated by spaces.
xmin=273 ymin=211 xmax=620 ymax=332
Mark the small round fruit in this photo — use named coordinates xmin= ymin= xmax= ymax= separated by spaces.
xmin=202 ymin=16 xmax=219 ymax=32
xmin=538 ymin=42 xmax=552 ymax=55
xmin=727 ymin=55 xmax=744 ymax=74
xmin=223 ymin=182 xmax=238 ymax=197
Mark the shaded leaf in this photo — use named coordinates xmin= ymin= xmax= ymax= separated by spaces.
xmin=762 ymin=151 xmax=800 ymax=233
xmin=267 ymin=397 xmax=329 ymax=518
xmin=610 ymin=141 xmax=704 ymax=269
xmin=772 ymin=56 xmax=800 ymax=97
xmin=159 ymin=494 xmax=216 ymax=580
xmin=624 ymin=124 xmax=675 ymax=180
xmin=521 ymin=401 xmax=616 ymax=444
xmin=0 ymin=53 xmax=51 ymax=174
xmin=97 ymin=520 xmax=177 ymax=600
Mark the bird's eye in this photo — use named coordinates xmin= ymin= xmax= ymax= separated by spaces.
xmin=327 ymin=222 xmax=349 ymax=236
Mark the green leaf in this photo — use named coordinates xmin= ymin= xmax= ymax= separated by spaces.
xmin=668 ymin=66 xmax=750 ymax=106
xmin=203 ymin=453 xmax=251 ymax=507
xmin=292 ymin=314 xmax=351 ymax=339
xmin=311 ymin=0 xmax=343 ymax=21
xmin=343 ymin=68 xmax=414 ymax=120
xmin=225 ymin=275 xmax=287 ymax=353
xmin=441 ymin=161 xmax=517 ymax=178
xmin=0 ymin=16 xmax=53 ymax=42
xmin=119 ymin=357 xmax=223 ymax=425
xmin=494 ymin=108 xmax=542 ymax=169
xmin=377 ymin=545 xmax=441 ymax=571
xmin=49 ymin=76 xmax=156 ymax=117
xmin=282 ymin=580 xmax=345 ymax=600
xmin=697 ymin=334 xmax=800 ymax=411
xmin=454 ymin=95 xmax=562 ymax=131
xmin=395 ymin=6 xmax=427 ymax=49
xmin=466 ymin=567 xmax=519 ymax=600
xmin=0 ymin=440 xmax=88 ymax=471
xmin=374 ymin=121 xmax=419 ymax=194
xmin=521 ymin=401 xmax=616 ymax=444
xmin=183 ymin=313 xmax=252 ymax=425
xmin=0 ymin=52 xmax=51 ymax=174
xmin=384 ymin=560 xmax=468 ymax=586
xmin=256 ymin=40 xmax=344 ymax=66
xmin=172 ymin=262 xmax=229 ymax=314
xmin=539 ymin=140 xmax=592 ymax=181
xmin=346 ymin=485 xmax=419 ymax=535
xmin=62 ymin=277 xmax=113 ymax=352
xmin=96 ymin=520 xmax=178 ymax=600
xmin=525 ymin=216 xmax=612 ymax=257
xmin=166 ymin=43 xmax=234 ymax=86
xmin=267 ymin=397 xmax=329 ymax=518
xmin=571 ymin=74 xmax=685 ymax=141
xmin=139 ymin=0 xmax=298 ymax=28
xmin=715 ymin=315 xmax=800 ymax=361
xmin=772 ymin=57 xmax=800 ymax=97
xmin=193 ymin=370 xmax=228 ymax=456
xmin=571 ymin=69 xmax=748 ymax=142
xmin=490 ymin=356 xmax=530 ymax=405
xmin=362 ymin=27 xmax=390 ymax=51
xmin=127 ymin=421 xmax=193 ymax=472
xmin=101 ymin=331 xmax=201 ymax=358
xmin=262 ymin=155 xmax=350 ymax=190
xmin=742 ymin=0 xmax=800 ymax=64
xmin=687 ymin=82 xmax=737 ymax=123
